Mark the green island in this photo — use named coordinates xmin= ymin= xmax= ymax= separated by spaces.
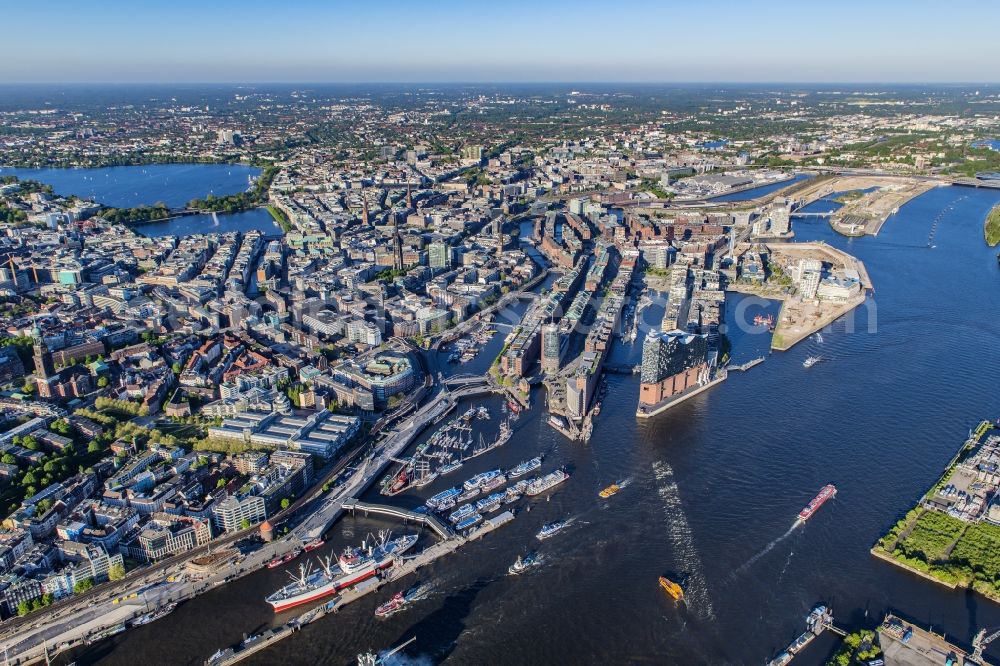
xmin=101 ymin=203 xmax=171 ymax=225
xmin=985 ymin=202 xmax=1000 ymax=247
xmin=832 ymin=190 xmax=865 ymax=204
xmin=873 ymin=421 xmax=1000 ymax=600
xmin=826 ymin=629 xmax=881 ymax=666
xmin=187 ymin=165 xmax=279 ymax=213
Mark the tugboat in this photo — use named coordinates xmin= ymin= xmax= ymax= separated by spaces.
xmin=374 ymin=584 xmax=431 ymax=619
xmin=803 ymin=356 xmax=821 ymax=368
xmin=658 ymin=576 xmax=685 ymax=602
xmin=375 ymin=592 xmax=406 ymax=618
xmin=599 ymin=483 xmax=621 ymax=498
xmin=508 ymin=553 xmax=541 ymax=575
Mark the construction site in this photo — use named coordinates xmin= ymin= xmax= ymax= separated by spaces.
xmin=791 ymin=175 xmax=939 ymax=236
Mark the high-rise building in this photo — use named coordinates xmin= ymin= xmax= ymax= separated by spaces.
xmin=541 ymin=323 xmax=561 ymax=373
xmin=769 ymin=205 xmax=791 ymax=235
xmin=793 ymin=258 xmax=823 ymax=299
xmin=429 ymin=242 xmax=451 ymax=269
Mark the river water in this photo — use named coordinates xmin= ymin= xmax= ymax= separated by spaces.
xmin=710 ymin=173 xmax=813 ymax=202
xmin=72 ymin=184 xmax=1000 ymax=665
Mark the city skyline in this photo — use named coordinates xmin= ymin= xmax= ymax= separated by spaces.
xmin=1 ymin=0 xmax=998 ymax=83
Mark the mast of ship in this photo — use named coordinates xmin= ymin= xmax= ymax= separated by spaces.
xmin=289 ymin=562 xmax=310 ymax=587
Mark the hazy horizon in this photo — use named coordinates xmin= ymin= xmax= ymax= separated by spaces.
xmin=2 ymin=0 xmax=998 ymax=84
xmin=0 ymin=81 xmax=997 ymax=87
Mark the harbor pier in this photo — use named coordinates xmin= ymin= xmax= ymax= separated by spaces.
xmin=342 ymin=498 xmax=453 ymax=539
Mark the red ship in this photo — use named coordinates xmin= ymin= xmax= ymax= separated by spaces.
xmin=798 ymin=484 xmax=836 ymax=521
xmin=389 ymin=469 xmax=409 ymax=494
xmin=753 ymin=314 xmax=775 ymax=330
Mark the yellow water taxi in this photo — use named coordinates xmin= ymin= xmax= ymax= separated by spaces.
xmin=598 ymin=484 xmax=620 ymax=499
xmin=658 ymin=576 xmax=684 ymax=602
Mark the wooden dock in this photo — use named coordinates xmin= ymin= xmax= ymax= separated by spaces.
xmin=728 ymin=357 xmax=765 ymax=372
xmin=766 ymin=606 xmax=840 ymax=666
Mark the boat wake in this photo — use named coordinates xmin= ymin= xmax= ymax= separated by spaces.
xmin=381 ymin=653 xmax=434 ymax=666
xmin=617 ymin=476 xmax=634 ymax=490
xmin=557 ymin=516 xmax=580 ymax=531
xmin=775 ymin=549 xmax=795 ymax=587
xmin=731 ymin=521 xmax=801 ymax=579
xmin=651 ymin=460 xmax=715 ymax=621
xmin=405 ymin=582 xmax=435 ymax=603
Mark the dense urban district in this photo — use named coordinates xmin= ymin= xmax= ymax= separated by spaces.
xmin=0 ymin=84 xmax=998 ymax=666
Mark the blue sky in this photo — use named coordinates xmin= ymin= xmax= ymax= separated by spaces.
xmin=1 ymin=0 xmax=996 ymax=83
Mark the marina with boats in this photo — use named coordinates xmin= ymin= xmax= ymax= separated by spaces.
xmin=379 ymin=407 xmax=517 ymax=496
xmin=444 ymin=324 xmax=497 ymax=364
